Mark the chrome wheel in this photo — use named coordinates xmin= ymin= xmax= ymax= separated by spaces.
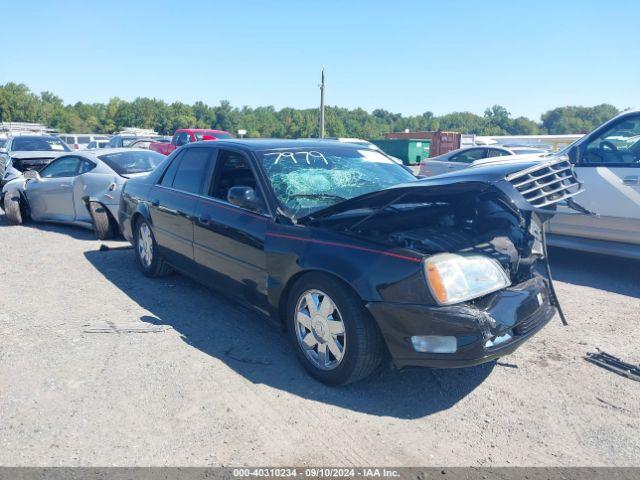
xmin=137 ymin=222 xmax=153 ymax=268
xmin=294 ymin=289 xmax=346 ymax=370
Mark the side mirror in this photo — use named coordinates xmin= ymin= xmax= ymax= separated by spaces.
xmin=227 ymin=186 xmax=263 ymax=212
xmin=23 ymin=170 xmax=40 ymax=181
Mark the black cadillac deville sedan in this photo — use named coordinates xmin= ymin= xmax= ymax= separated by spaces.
xmin=119 ymin=139 xmax=580 ymax=385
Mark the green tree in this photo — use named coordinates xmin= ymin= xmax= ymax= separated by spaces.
xmin=0 ymin=82 xmax=623 ymax=138
xmin=541 ymin=104 xmax=619 ymax=134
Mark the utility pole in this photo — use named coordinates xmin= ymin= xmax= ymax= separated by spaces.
xmin=319 ymin=67 xmax=325 ymax=138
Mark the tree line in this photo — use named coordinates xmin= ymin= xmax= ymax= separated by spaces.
xmin=0 ymin=82 xmax=621 ymax=138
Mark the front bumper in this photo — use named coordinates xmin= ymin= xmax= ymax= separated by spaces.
xmin=367 ymin=274 xmax=555 ymax=369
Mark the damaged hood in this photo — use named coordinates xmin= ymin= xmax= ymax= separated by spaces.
xmin=298 ymin=159 xmax=551 ymax=223
xmin=7 ymin=151 xmax=66 ymax=172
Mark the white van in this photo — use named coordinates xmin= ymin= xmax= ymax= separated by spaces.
xmin=58 ymin=134 xmax=110 ymax=150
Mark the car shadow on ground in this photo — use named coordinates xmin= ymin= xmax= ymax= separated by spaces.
xmin=548 ymin=247 xmax=640 ymax=298
xmin=0 ymin=210 xmax=127 ymax=241
xmin=84 ymin=247 xmax=494 ymax=419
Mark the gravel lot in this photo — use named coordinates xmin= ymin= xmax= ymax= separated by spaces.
xmin=0 ymin=211 xmax=638 ymax=467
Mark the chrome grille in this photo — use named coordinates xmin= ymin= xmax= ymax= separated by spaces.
xmin=506 ymin=158 xmax=583 ymax=208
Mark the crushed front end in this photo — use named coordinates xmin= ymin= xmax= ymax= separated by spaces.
xmin=312 ymin=157 xmax=583 ymax=368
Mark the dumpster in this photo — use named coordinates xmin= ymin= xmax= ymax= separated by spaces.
xmin=371 ymin=139 xmax=431 ymax=165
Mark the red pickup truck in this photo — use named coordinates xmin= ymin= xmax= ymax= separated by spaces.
xmin=149 ymin=128 xmax=234 ymax=155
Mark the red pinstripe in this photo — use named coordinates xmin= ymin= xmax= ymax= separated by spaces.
xmin=266 ymin=232 xmax=422 ymax=264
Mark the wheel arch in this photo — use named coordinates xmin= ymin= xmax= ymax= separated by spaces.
xmin=130 ymin=202 xmax=152 ymax=237
xmin=82 ymin=197 xmax=117 ymax=226
xmin=276 ymin=268 xmax=367 ymax=330
xmin=6 ymin=188 xmax=31 ymax=217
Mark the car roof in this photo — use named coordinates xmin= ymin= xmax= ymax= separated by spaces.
xmin=11 ymin=135 xmax=61 ymax=140
xmin=179 ymin=128 xmax=229 ymax=133
xmin=448 ymin=145 xmax=509 ymax=153
xmin=188 ymin=138 xmax=366 ymax=151
xmin=74 ymin=147 xmax=151 ymax=159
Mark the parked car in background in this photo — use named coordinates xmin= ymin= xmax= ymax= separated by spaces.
xmin=86 ymin=139 xmax=109 ymax=149
xmin=330 ymin=137 xmax=382 ymax=150
xmin=149 ymin=129 xmax=234 ymax=155
xmin=455 ymin=111 xmax=640 ymax=259
xmin=0 ymin=135 xmax=71 ymax=188
xmin=117 ymin=139 xmax=578 ymax=385
xmin=105 ymin=134 xmax=161 ymax=148
xmin=1 ymin=148 xmax=164 ymax=239
xmin=129 ymin=137 xmax=170 ymax=149
xmin=541 ymin=110 xmax=640 ymax=259
xmin=58 ymin=134 xmax=110 ymax=150
xmin=419 ymin=145 xmax=546 ymax=177
xmin=501 ymin=145 xmax=550 ymax=156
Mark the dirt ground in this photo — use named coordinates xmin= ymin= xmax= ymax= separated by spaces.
xmin=0 ymin=212 xmax=638 ymax=467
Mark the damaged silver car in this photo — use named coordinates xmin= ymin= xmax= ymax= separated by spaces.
xmin=1 ymin=148 xmax=164 ymax=239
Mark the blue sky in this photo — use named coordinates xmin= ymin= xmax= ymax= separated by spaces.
xmin=2 ymin=0 xmax=638 ymax=120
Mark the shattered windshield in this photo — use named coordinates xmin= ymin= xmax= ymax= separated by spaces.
xmin=258 ymin=147 xmax=416 ymax=218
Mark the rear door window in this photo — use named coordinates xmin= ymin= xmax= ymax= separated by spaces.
xmin=159 ymin=151 xmax=185 ymax=187
xmin=168 ymin=148 xmax=214 ymax=194
xmin=174 ymin=132 xmax=190 ymax=147
xmin=79 ymin=160 xmax=96 ymax=174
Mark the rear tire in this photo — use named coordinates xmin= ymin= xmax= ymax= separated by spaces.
xmin=89 ymin=202 xmax=113 ymax=240
xmin=4 ymin=191 xmax=23 ymax=225
xmin=134 ymin=218 xmax=173 ymax=277
xmin=286 ymin=272 xmax=385 ymax=386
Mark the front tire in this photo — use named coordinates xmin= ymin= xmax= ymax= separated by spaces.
xmin=89 ymin=202 xmax=113 ymax=240
xmin=134 ymin=218 xmax=173 ymax=277
xmin=287 ymin=272 xmax=385 ymax=386
xmin=4 ymin=191 xmax=23 ymax=225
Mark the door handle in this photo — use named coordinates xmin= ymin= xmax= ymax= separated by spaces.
xmin=151 ymin=200 xmax=159 ymax=207
xmin=622 ymin=176 xmax=639 ymax=185
xmin=198 ymin=214 xmax=211 ymax=225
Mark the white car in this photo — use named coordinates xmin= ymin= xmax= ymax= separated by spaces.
xmin=1 ymin=148 xmax=164 ymax=239
xmin=418 ymin=145 xmax=547 ymax=177
xmin=544 ymin=111 xmax=640 ymax=259
xmin=330 ymin=137 xmax=382 ymax=150
xmin=58 ymin=134 xmax=110 ymax=150
xmin=458 ymin=111 xmax=640 ymax=259
xmin=86 ymin=139 xmax=109 ymax=149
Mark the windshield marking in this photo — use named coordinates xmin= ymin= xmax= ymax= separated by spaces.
xmin=264 ymin=151 xmax=328 ymax=165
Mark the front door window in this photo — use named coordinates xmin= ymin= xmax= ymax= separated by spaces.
xmin=582 ymin=116 xmax=640 ymax=166
xmin=39 ymin=156 xmax=82 ymax=178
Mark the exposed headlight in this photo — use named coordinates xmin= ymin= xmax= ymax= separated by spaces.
xmin=424 ymin=253 xmax=511 ymax=305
